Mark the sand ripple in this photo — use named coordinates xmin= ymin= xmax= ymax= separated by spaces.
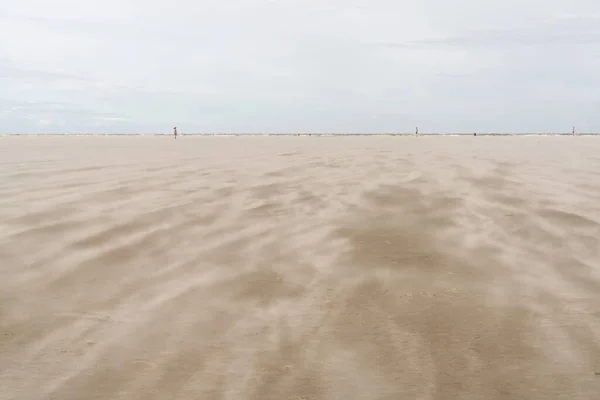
xmin=1 ymin=135 xmax=600 ymax=399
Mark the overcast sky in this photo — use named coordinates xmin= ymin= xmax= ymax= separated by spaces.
xmin=1 ymin=0 xmax=599 ymax=133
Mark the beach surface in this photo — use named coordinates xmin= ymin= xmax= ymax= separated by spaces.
xmin=1 ymin=135 xmax=600 ymax=399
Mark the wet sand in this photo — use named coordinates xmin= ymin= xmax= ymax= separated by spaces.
xmin=1 ymin=135 xmax=600 ymax=399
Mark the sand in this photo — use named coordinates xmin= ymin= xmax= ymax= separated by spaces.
xmin=1 ymin=135 xmax=600 ymax=399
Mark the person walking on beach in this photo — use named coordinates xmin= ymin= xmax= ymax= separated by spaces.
xmin=173 ymin=126 xmax=177 ymax=139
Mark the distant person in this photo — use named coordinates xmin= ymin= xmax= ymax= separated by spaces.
xmin=174 ymin=127 xmax=177 ymax=139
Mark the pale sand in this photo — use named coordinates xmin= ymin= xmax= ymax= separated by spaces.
xmin=1 ymin=135 xmax=600 ymax=399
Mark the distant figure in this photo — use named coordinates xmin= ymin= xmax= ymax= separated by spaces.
xmin=572 ymin=126 xmax=575 ymax=136
xmin=416 ymin=127 xmax=418 ymax=135
xmin=474 ymin=132 xmax=477 ymax=136
xmin=174 ymin=126 xmax=177 ymax=139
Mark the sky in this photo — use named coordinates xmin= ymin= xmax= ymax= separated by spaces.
xmin=1 ymin=0 xmax=600 ymax=134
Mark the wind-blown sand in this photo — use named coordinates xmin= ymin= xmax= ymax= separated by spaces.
xmin=1 ymin=135 xmax=600 ymax=399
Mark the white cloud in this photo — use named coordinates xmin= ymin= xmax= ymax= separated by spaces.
xmin=93 ymin=116 xmax=129 ymax=121
xmin=1 ymin=0 xmax=599 ymax=133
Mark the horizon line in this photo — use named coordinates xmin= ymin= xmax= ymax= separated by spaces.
xmin=1 ymin=132 xmax=599 ymax=136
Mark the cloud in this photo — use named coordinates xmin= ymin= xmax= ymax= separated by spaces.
xmin=1 ymin=0 xmax=600 ymax=133
xmin=93 ymin=116 xmax=130 ymax=121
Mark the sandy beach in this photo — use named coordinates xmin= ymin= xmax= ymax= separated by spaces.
xmin=1 ymin=135 xmax=599 ymax=399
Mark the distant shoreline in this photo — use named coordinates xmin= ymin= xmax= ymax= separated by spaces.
xmin=1 ymin=133 xmax=599 ymax=136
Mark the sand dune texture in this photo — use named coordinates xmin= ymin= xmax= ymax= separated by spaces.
xmin=1 ymin=135 xmax=600 ymax=400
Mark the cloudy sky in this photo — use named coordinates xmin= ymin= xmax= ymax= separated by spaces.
xmin=1 ymin=0 xmax=599 ymax=133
